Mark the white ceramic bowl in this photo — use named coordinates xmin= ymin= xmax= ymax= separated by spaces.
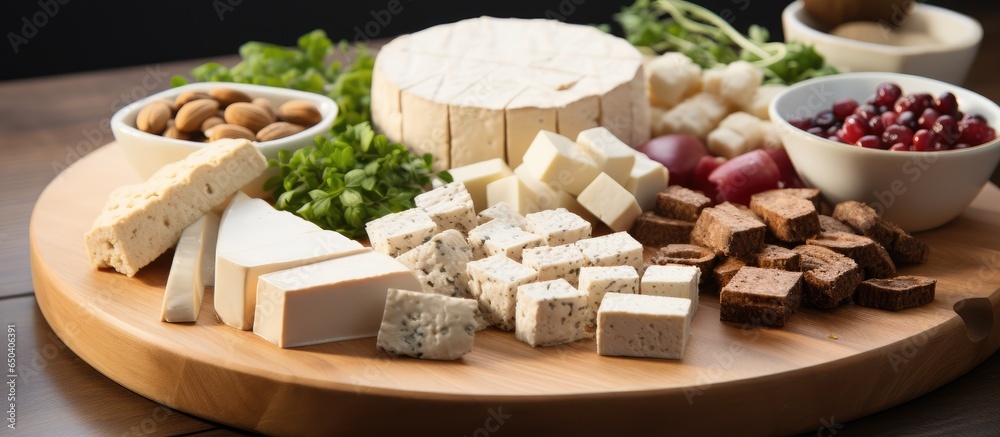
xmin=782 ymin=1 xmax=982 ymax=84
xmin=770 ymin=72 xmax=1000 ymax=232
xmin=111 ymin=82 xmax=337 ymax=198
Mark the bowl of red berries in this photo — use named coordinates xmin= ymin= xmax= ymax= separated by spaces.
xmin=770 ymin=72 xmax=1000 ymax=231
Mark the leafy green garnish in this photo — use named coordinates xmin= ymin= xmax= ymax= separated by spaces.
xmin=171 ymin=30 xmax=374 ymax=132
xmin=265 ymin=123 xmax=450 ymax=238
xmin=612 ymin=0 xmax=837 ymax=85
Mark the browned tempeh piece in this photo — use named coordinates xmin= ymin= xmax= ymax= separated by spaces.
xmin=650 ymin=244 xmax=717 ymax=284
xmin=831 ymin=201 xmax=895 ymax=247
xmin=713 ymin=257 xmax=746 ymax=289
xmin=818 ymin=215 xmax=856 ymax=234
xmin=806 ymin=231 xmax=896 ymax=279
xmin=691 ymin=202 xmax=766 ymax=256
xmin=720 ymin=266 xmax=804 ymax=327
xmin=655 ymin=185 xmax=712 ymax=221
xmin=629 ymin=211 xmax=694 ymax=247
xmin=750 ymin=191 xmax=820 ymax=242
xmin=854 ymin=275 xmax=936 ymax=311
xmin=793 ymin=245 xmax=863 ymax=308
xmin=750 ymin=244 xmax=801 ymax=271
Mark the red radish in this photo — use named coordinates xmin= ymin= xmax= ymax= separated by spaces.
xmin=764 ymin=147 xmax=806 ymax=189
xmin=708 ymin=150 xmax=782 ymax=205
xmin=635 ymin=134 xmax=708 ymax=187
xmin=691 ymin=155 xmax=726 ymax=200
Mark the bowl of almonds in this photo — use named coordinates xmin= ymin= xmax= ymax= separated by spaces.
xmin=111 ymin=82 xmax=337 ymax=197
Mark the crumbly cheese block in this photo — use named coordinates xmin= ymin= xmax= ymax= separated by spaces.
xmin=372 ymin=17 xmax=650 ymax=170
xmin=521 ymin=244 xmax=587 ymax=286
xmin=515 ymin=279 xmax=591 ymax=347
xmin=575 ymin=232 xmax=644 ymax=273
xmin=160 ymin=212 xmax=220 ymax=323
xmin=365 ymin=208 xmax=439 ymax=257
xmin=447 ymin=159 xmax=514 ymax=212
xmin=597 ymin=293 xmax=693 ymax=359
xmin=415 ymin=182 xmax=476 ymax=234
xmin=254 ymin=250 xmax=420 ymax=348
xmin=376 ymin=288 xmax=478 ymax=360
xmin=466 ymin=254 xmax=538 ymax=331
xmin=626 ymin=155 xmax=670 ymax=212
xmin=396 ymin=230 xmax=474 ymax=299
xmin=467 ymin=220 xmax=544 ymax=262
xmin=216 ymin=231 xmax=366 ymax=330
xmin=577 ymin=173 xmax=642 ymax=232
xmin=524 ymin=208 xmax=592 ymax=246
xmin=84 ymin=139 xmax=267 ymax=277
xmin=578 ymin=265 xmax=639 ymax=327
xmin=576 ymin=127 xmax=637 ymax=186
xmin=476 ymin=202 xmax=527 ymax=229
xmin=641 ymin=265 xmax=700 ymax=313
xmin=519 ymin=130 xmax=601 ymax=196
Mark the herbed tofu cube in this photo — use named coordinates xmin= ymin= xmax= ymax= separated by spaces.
xmin=640 ymin=264 xmax=700 ymax=312
xmin=415 ymin=182 xmax=477 ymax=234
xmin=515 ymin=279 xmax=591 ymax=347
xmin=466 ymin=254 xmax=538 ymax=331
xmin=467 ymin=220 xmax=544 ymax=262
xmin=521 ymin=244 xmax=587 ymax=286
xmin=578 ymin=265 xmax=639 ymax=327
xmin=525 ymin=208 xmax=592 ymax=246
xmin=597 ymin=293 xmax=693 ymax=360
xmin=365 ymin=208 xmax=439 ymax=257
xmin=575 ymin=232 xmax=644 ymax=272
xmin=477 ymin=201 xmax=527 ymax=229
xmin=396 ymin=230 xmax=475 ymax=299
xmin=376 ymin=288 xmax=478 ymax=360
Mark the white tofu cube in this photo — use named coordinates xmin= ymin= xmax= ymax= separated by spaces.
xmin=597 ymin=293 xmax=693 ymax=359
xmin=707 ymin=127 xmax=751 ymax=159
xmin=415 ymin=182 xmax=476 ymax=234
xmin=759 ymin=120 xmax=783 ymax=150
xmin=648 ymin=52 xmax=702 ymax=109
xmin=745 ymin=84 xmax=786 ymax=120
xmin=521 ymin=244 xmax=587 ymax=286
xmin=650 ymin=105 xmax=670 ymax=137
xmin=396 ymin=230 xmax=474 ymax=299
xmin=578 ymin=266 xmax=639 ymax=327
xmin=718 ymin=111 xmax=764 ymax=148
xmin=467 ymin=254 xmax=538 ymax=331
xmin=575 ymin=232 xmax=644 ymax=273
xmin=365 ymin=209 xmax=438 ymax=257
xmin=719 ymin=61 xmax=762 ymax=109
xmin=525 ymin=208 xmax=592 ymax=246
xmin=445 ymin=158 xmax=514 ymax=212
xmin=640 ymin=264 xmax=700 ymax=312
xmin=376 ymin=288 xmax=478 ymax=360
xmin=518 ymin=130 xmax=601 ymax=196
xmin=577 ymin=173 xmax=642 ymax=232
xmin=625 ymin=156 xmax=670 ymax=212
xmin=660 ymin=93 xmax=729 ymax=140
xmin=477 ymin=201 xmax=527 ymax=229
xmin=576 ymin=127 xmax=637 ymax=186
xmin=467 ymin=220 xmax=544 ymax=262
xmin=515 ymin=279 xmax=591 ymax=347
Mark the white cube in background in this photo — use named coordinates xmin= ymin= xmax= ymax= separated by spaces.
xmin=577 ymin=173 xmax=642 ymax=232
xmin=576 ymin=126 xmax=637 ymax=185
xmin=625 ymin=156 xmax=670 ymax=212
xmin=597 ymin=293 xmax=693 ymax=359
xmin=515 ymin=279 xmax=591 ymax=347
xmin=444 ymin=158 xmax=513 ymax=213
xmin=640 ymin=264 xmax=700 ymax=312
xmin=519 ymin=130 xmax=601 ymax=195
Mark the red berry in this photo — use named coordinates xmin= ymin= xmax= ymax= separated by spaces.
xmin=788 ymin=117 xmax=812 ymax=130
xmin=933 ymin=115 xmax=959 ymax=144
xmin=918 ymin=108 xmax=940 ymax=130
xmin=912 ymin=129 xmax=937 ymax=151
xmin=897 ymin=111 xmax=917 ymax=130
xmin=912 ymin=94 xmax=933 ymax=114
xmin=894 ymin=95 xmax=913 ymax=114
xmin=889 ymin=143 xmax=911 ymax=152
xmin=882 ymin=124 xmax=913 ymax=147
xmin=875 ymin=83 xmax=902 ymax=106
xmin=826 ymin=125 xmax=840 ymax=137
xmin=856 ymin=135 xmax=881 ymax=149
xmin=807 ymin=126 xmax=825 ymax=136
xmin=828 ymin=135 xmax=844 ymax=143
xmin=880 ymin=111 xmax=899 ymax=127
xmin=839 ymin=115 xmax=869 ymax=143
xmin=814 ymin=110 xmax=835 ymax=128
xmin=934 ymin=92 xmax=958 ymax=115
xmin=867 ymin=116 xmax=885 ymax=136
xmin=959 ymin=118 xmax=997 ymax=146
xmin=854 ymin=104 xmax=879 ymax=121
xmin=952 ymin=143 xmax=971 ymax=150
xmin=833 ymin=98 xmax=859 ymax=120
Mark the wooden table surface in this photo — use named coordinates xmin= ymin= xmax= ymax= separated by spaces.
xmin=4 ymin=34 xmax=1000 ymax=437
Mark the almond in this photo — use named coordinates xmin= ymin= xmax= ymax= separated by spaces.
xmin=207 ymin=123 xmax=256 ymax=142
xmin=163 ymin=120 xmax=192 ymax=141
xmin=201 ymin=116 xmax=225 ymax=133
xmin=252 ymin=97 xmax=276 ymax=119
xmin=137 ymin=101 xmax=170 ymax=134
xmin=210 ymin=88 xmax=252 ymax=108
xmin=225 ymin=102 xmax=275 ymax=132
xmin=257 ymin=122 xmax=306 ymax=141
xmin=152 ymin=99 xmax=178 ymax=116
xmin=277 ymin=100 xmax=322 ymax=126
xmin=175 ymin=91 xmax=212 ymax=107
xmin=174 ymin=99 xmax=220 ymax=133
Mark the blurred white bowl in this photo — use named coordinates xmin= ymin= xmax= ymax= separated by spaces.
xmin=782 ymin=1 xmax=982 ymax=84
xmin=770 ymin=72 xmax=1000 ymax=232
xmin=111 ymin=82 xmax=337 ymax=198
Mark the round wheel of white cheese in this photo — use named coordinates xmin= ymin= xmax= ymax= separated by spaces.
xmin=371 ymin=17 xmax=650 ymax=171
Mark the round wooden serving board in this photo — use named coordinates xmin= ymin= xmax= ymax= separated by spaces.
xmin=31 ymin=143 xmax=1000 ymax=436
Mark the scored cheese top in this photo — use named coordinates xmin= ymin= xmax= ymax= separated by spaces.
xmin=372 ymin=17 xmax=650 ymax=171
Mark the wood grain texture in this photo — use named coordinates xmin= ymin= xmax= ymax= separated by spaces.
xmin=29 ymin=143 xmax=1000 ymax=436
